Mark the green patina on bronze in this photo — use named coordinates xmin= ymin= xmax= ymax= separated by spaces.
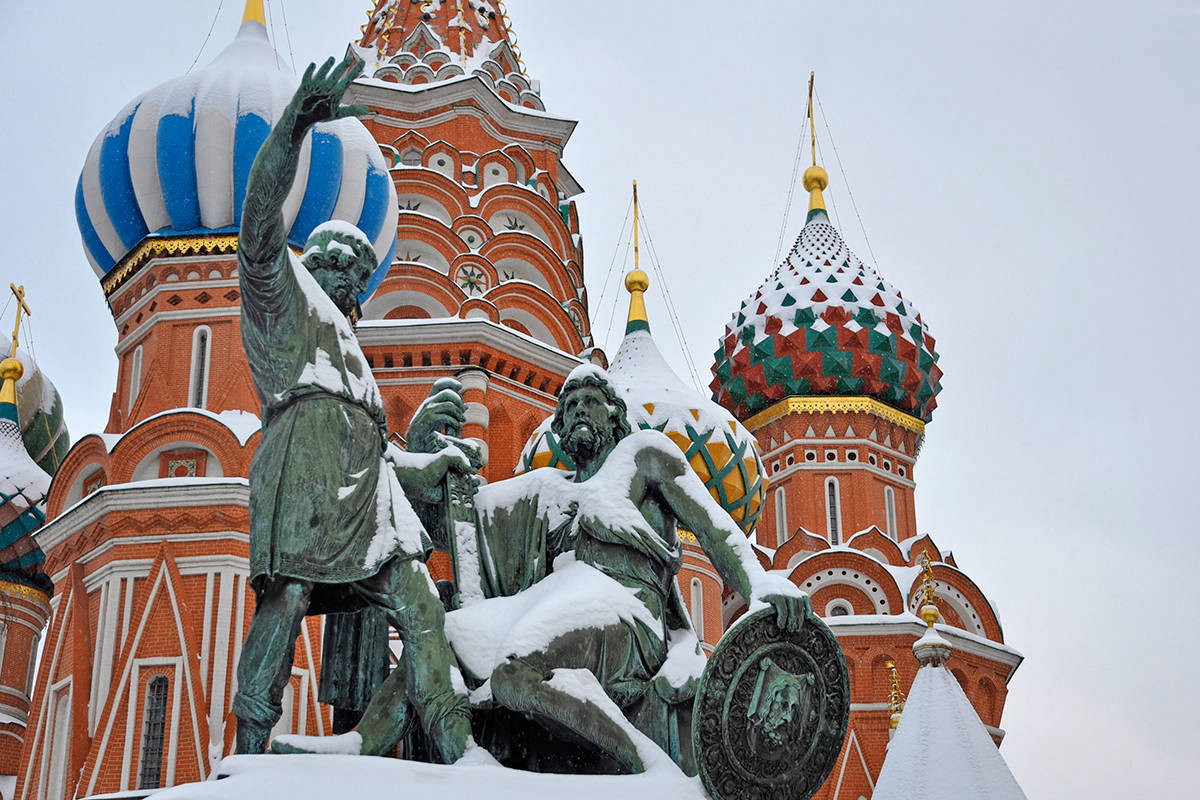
xmin=231 ymin=53 xmax=471 ymax=761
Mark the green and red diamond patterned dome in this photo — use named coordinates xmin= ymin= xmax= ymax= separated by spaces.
xmin=711 ymin=209 xmax=942 ymax=422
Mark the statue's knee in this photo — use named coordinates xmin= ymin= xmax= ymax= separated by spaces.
xmin=491 ymin=659 xmax=539 ymax=701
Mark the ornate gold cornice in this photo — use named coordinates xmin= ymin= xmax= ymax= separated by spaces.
xmin=0 ymin=578 xmax=51 ymax=611
xmin=102 ymin=235 xmax=239 ymax=297
xmin=742 ymin=396 xmax=926 ymax=435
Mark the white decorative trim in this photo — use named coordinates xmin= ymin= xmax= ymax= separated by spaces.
xmin=115 ymin=308 xmax=240 ymax=356
xmin=37 ymin=480 xmax=250 ymax=553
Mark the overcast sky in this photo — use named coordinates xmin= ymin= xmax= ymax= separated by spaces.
xmin=2 ymin=1 xmax=1196 ymax=796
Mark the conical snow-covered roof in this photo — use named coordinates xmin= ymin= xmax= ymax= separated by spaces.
xmin=711 ymin=167 xmax=942 ymax=422
xmin=873 ymin=663 xmax=1027 ymax=800
xmin=76 ymin=3 xmax=398 ymax=296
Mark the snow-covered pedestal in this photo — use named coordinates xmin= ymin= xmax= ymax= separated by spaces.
xmin=148 ymin=752 xmax=707 ymax=800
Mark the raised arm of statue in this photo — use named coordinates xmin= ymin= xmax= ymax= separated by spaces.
xmin=636 ymin=443 xmax=811 ymax=632
xmin=239 ymin=54 xmax=367 ymax=268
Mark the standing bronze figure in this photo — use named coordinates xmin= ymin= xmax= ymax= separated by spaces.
xmin=231 ymin=54 xmax=472 ymax=762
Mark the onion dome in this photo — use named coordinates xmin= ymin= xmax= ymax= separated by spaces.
xmin=711 ymin=166 xmax=942 ymax=422
xmin=0 ymin=357 xmax=52 ymax=595
xmin=519 ymin=270 xmax=765 ymax=535
xmin=76 ymin=0 xmax=398 ymax=298
xmin=1 ymin=344 xmax=69 ymax=477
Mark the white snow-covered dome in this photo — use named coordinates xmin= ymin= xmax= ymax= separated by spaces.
xmin=76 ymin=15 xmax=398 ymax=297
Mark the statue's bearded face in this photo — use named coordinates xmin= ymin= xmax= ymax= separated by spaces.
xmin=302 ymin=233 xmax=375 ymax=315
xmin=558 ymin=385 xmax=618 ymax=463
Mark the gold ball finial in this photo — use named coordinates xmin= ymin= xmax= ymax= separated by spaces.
xmin=625 ymin=270 xmax=649 ymax=294
xmin=0 ymin=357 xmax=23 ymax=382
xmin=802 ymin=165 xmax=829 ymax=192
xmin=919 ymin=604 xmax=940 ymax=627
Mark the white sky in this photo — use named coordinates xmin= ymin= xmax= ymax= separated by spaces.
xmin=2 ymin=1 xmax=1196 ymax=796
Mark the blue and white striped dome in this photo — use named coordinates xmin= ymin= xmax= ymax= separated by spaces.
xmin=76 ymin=17 xmax=398 ymax=298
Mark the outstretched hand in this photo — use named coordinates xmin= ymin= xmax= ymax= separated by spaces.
xmin=293 ymin=54 xmax=367 ymax=132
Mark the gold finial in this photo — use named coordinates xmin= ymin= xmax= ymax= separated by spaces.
xmin=887 ymin=659 xmax=905 ymax=729
xmin=9 ymin=284 xmax=30 ymax=358
xmin=803 ymin=73 xmax=829 ymax=215
xmin=917 ymin=551 xmax=940 ymax=627
xmin=242 ymin=0 xmax=266 ymax=25
xmin=625 ymin=181 xmax=649 ymax=333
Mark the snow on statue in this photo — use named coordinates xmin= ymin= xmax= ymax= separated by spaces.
xmin=231 ymin=52 xmax=474 ymax=761
xmin=277 ymin=365 xmax=814 ymax=778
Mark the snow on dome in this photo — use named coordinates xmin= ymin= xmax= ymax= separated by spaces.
xmin=76 ymin=17 xmax=399 ymax=299
xmin=711 ymin=210 xmax=942 ymax=422
xmin=0 ymin=344 xmax=69 ymax=477
xmin=0 ymin=361 xmax=52 ymax=594
xmin=519 ymin=300 xmax=765 ymax=535
xmin=872 ymin=665 xmax=1028 ymax=800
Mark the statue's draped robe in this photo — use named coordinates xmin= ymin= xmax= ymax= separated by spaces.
xmin=239 ymin=246 xmax=431 ymax=613
xmin=460 ymin=436 xmax=704 ymax=772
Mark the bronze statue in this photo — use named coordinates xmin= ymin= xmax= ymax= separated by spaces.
xmin=231 ymin=53 xmax=472 ymax=762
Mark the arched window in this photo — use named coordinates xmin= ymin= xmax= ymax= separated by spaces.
xmin=884 ymin=486 xmax=897 ymax=540
xmin=774 ymin=487 xmax=787 ymax=547
xmin=25 ymin=633 xmax=38 ymax=696
xmin=690 ymin=578 xmax=704 ymax=639
xmin=188 ymin=326 xmax=211 ymax=409
xmin=129 ymin=345 xmax=143 ymax=413
xmin=46 ymin=690 xmax=72 ymax=800
xmin=825 ymin=477 xmax=842 ymax=545
xmin=138 ymin=675 xmax=169 ymax=790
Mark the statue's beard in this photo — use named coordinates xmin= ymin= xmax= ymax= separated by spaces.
xmin=561 ymin=421 xmax=611 ymax=466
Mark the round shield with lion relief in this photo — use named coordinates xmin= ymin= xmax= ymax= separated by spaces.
xmin=692 ymin=608 xmax=850 ymax=800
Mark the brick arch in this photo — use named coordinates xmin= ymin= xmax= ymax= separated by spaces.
xmin=977 ymin=676 xmax=999 ymax=726
xmin=365 ymin=265 xmax=465 ymax=319
xmin=392 ymin=169 xmax=470 ymax=221
xmin=393 ymin=214 xmax=469 ymax=273
xmin=108 ymin=412 xmax=252 ymax=484
xmin=450 ymin=214 xmax=494 ymax=249
xmin=499 ymin=144 xmax=536 ymax=179
xmin=785 ymin=550 xmax=905 ymax=615
xmin=933 ymin=564 xmax=1004 ymax=643
xmin=449 ymin=252 xmax=499 ymax=290
xmin=46 ymin=435 xmax=115 ymax=518
xmin=477 ymin=186 xmax=573 ymax=258
xmin=420 ymin=140 xmax=463 ymax=178
xmin=847 ymin=526 xmax=906 ymax=566
xmin=458 ymin=297 xmax=500 ymax=323
xmin=390 ymin=130 xmax=431 ymax=158
xmin=810 ymin=583 xmax=874 ymax=616
xmin=772 ymin=527 xmax=830 ymax=570
xmin=483 ymin=282 xmax=582 ymax=353
xmin=479 ymin=232 xmax=574 ymax=301
xmin=905 ymin=532 xmax=943 ymax=566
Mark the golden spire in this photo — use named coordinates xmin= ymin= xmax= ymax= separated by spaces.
xmin=803 ymin=73 xmax=829 ymax=217
xmin=242 ymin=0 xmax=266 ymax=25
xmin=917 ymin=551 xmax=940 ymax=627
xmin=1 ymin=285 xmax=28 ymax=414
xmin=887 ymin=659 xmax=905 ymax=729
xmin=625 ymin=180 xmax=649 ymax=334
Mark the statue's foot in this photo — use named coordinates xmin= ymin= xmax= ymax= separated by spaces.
xmin=269 ymin=731 xmax=363 ymax=755
xmin=428 ymin=705 xmax=473 ymax=764
xmin=235 ymin=722 xmax=271 ymax=755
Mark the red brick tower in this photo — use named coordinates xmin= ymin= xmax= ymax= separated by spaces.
xmin=710 ymin=163 xmax=1021 ymax=798
xmin=345 ymin=0 xmax=596 ymax=501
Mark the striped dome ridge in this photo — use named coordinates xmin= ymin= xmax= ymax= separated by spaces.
xmin=711 ymin=211 xmax=942 ymax=422
xmin=75 ymin=17 xmax=399 ymax=301
xmin=0 ymin=379 xmax=51 ymax=593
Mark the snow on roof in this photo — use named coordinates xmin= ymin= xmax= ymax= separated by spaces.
xmin=94 ymin=407 xmax=262 ymax=452
xmin=872 ymin=665 xmax=1028 ymax=800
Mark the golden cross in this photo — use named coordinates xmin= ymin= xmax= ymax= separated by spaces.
xmin=9 ymin=283 xmax=31 ymax=356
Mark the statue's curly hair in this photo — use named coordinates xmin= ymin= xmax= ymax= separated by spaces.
xmin=550 ymin=369 xmax=632 ymax=445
